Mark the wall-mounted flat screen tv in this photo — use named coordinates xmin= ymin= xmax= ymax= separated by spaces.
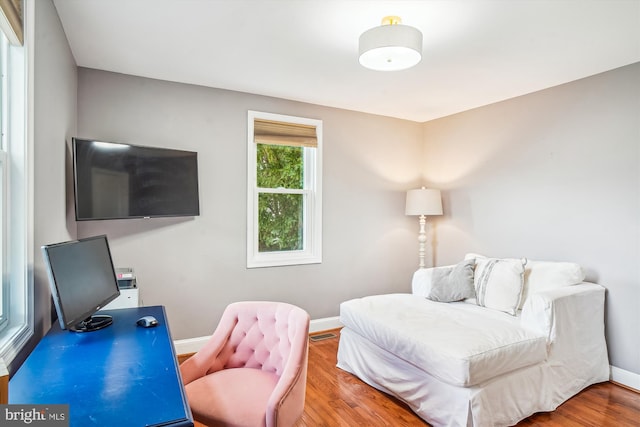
xmin=73 ymin=138 xmax=200 ymax=220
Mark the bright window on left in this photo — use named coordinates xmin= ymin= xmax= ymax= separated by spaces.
xmin=0 ymin=28 xmax=9 ymax=326
xmin=0 ymin=13 xmax=32 ymax=366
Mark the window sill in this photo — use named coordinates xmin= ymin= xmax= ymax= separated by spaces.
xmin=247 ymin=253 xmax=322 ymax=269
xmin=0 ymin=322 xmax=33 ymax=367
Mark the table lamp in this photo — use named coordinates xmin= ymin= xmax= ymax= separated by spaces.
xmin=405 ymin=187 xmax=443 ymax=268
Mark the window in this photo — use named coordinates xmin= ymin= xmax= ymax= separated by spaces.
xmin=247 ymin=111 xmax=322 ymax=268
xmin=0 ymin=33 xmax=6 ymax=323
xmin=0 ymin=2 xmax=32 ymax=366
xmin=0 ymin=148 xmax=6 ymax=325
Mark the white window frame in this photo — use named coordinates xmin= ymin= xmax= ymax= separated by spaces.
xmin=0 ymin=29 xmax=7 ymax=327
xmin=0 ymin=148 xmax=6 ymax=327
xmin=247 ymin=111 xmax=322 ymax=268
xmin=0 ymin=1 xmax=33 ymax=366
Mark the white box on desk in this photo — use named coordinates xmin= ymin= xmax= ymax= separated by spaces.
xmin=102 ymin=288 xmax=139 ymax=310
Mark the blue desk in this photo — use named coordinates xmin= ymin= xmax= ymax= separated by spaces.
xmin=10 ymin=306 xmax=193 ymax=427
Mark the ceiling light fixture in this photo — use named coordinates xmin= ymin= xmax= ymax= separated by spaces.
xmin=359 ymin=16 xmax=423 ymax=71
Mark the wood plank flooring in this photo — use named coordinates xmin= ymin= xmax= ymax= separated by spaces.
xmin=295 ymin=330 xmax=640 ymax=426
xmin=182 ymin=329 xmax=640 ymax=426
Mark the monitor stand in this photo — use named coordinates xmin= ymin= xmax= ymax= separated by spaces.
xmin=70 ymin=315 xmax=113 ymax=332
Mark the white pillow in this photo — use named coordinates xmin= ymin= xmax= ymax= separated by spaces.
xmin=474 ymin=257 xmax=526 ymax=316
xmin=464 ymin=253 xmax=486 ymax=261
xmin=411 ymin=268 xmax=435 ymax=297
xmin=525 ymin=260 xmax=585 ymax=297
xmin=466 ymin=253 xmax=585 ymax=308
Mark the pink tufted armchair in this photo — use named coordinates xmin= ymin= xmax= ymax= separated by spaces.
xmin=180 ymin=301 xmax=310 ymax=427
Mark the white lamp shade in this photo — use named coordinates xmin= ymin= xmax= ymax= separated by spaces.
xmin=359 ymin=23 xmax=422 ymax=71
xmin=405 ymin=188 xmax=443 ymax=216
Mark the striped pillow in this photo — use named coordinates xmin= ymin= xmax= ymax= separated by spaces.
xmin=474 ymin=258 xmax=526 ymax=315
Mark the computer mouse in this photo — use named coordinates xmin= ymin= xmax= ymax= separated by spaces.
xmin=136 ymin=315 xmax=158 ymax=328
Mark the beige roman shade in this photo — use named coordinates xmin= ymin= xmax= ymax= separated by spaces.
xmin=0 ymin=0 xmax=23 ymax=45
xmin=254 ymin=118 xmax=317 ymax=148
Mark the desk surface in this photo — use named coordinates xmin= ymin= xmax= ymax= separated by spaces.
xmin=10 ymin=306 xmax=193 ymax=427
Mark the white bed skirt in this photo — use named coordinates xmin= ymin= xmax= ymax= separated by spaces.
xmin=337 ymin=327 xmax=608 ymax=427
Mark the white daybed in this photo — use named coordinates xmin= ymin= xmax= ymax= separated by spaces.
xmin=337 ymin=256 xmax=610 ymax=427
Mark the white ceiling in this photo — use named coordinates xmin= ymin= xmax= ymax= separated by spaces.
xmin=52 ymin=0 xmax=640 ymax=122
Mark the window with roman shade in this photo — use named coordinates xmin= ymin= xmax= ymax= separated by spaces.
xmin=247 ymin=111 xmax=322 ymax=268
xmin=0 ymin=0 xmax=23 ymax=46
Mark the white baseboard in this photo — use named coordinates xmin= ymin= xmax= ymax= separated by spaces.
xmin=611 ymin=365 xmax=640 ymax=392
xmin=310 ymin=316 xmax=342 ymax=333
xmin=174 ymin=336 xmax=210 ymax=355
xmin=174 ymin=316 xmax=343 ymax=355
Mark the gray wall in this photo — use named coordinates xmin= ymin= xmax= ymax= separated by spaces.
xmin=75 ymin=69 xmax=423 ymax=339
xmin=30 ymin=0 xmax=638 ymax=381
xmin=19 ymin=0 xmax=77 ymax=370
xmin=422 ymin=63 xmax=640 ymax=375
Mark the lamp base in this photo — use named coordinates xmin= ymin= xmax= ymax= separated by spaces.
xmin=417 ymin=215 xmax=427 ymax=268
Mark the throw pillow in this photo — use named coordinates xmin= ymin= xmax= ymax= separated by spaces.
xmin=474 ymin=257 xmax=526 ymax=316
xmin=525 ymin=260 xmax=585 ymax=295
xmin=464 ymin=253 xmax=487 ymax=261
xmin=427 ymin=259 xmax=476 ymax=302
xmin=411 ymin=268 xmax=436 ymax=297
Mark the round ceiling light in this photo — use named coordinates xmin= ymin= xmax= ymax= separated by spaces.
xmin=359 ymin=16 xmax=423 ymax=71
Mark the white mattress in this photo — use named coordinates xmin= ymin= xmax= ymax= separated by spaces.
xmin=339 ymin=293 xmax=548 ymax=387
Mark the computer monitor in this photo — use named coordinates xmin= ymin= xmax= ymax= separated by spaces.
xmin=42 ymin=235 xmax=121 ymax=332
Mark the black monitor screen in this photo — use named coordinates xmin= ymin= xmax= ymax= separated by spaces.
xmin=73 ymin=138 xmax=200 ymax=220
xmin=42 ymin=235 xmax=121 ymax=332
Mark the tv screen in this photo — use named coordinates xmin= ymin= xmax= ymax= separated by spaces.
xmin=42 ymin=235 xmax=121 ymax=332
xmin=73 ymin=138 xmax=200 ymax=220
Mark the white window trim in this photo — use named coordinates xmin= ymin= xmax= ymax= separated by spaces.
xmin=0 ymin=0 xmax=34 ymax=366
xmin=0 ymin=150 xmax=7 ymax=327
xmin=247 ymin=110 xmax=322 ymax=268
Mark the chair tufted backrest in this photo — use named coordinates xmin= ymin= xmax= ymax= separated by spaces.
xmin=205 ymin=301 xmax=309 ymax=377
xmin=180 ymin=301 xmax=310 ymax=427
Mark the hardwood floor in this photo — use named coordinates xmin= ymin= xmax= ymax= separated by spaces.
xmin=182 ymin=330 xmax=640 ymax=426
xmin=295 ymin=330 xmax=640 ymax=426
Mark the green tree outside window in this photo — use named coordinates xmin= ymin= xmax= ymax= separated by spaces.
xmin=256 ymin=144 xmax=305 ymax=252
